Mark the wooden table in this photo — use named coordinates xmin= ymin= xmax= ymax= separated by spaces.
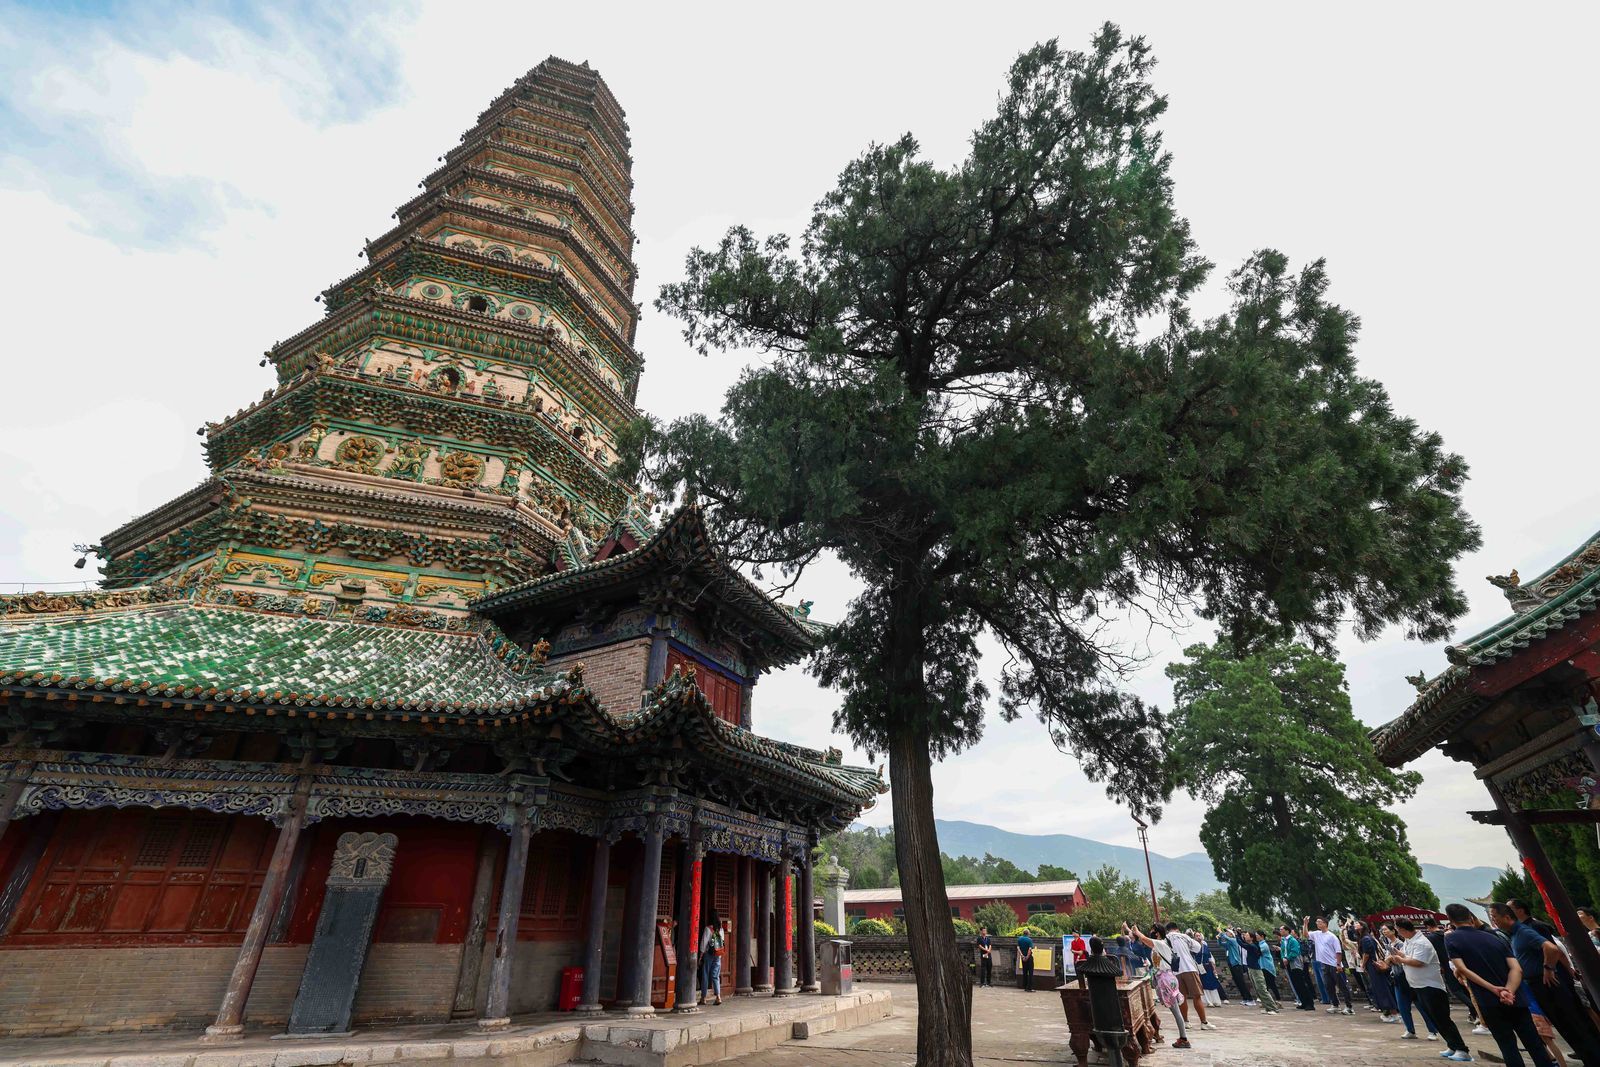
xmin=1057 ymin=975 xmax=1161 ymax=1066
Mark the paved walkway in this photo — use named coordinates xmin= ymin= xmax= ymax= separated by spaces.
xmin=734 ymin=984 xmax=1529 ymax=1066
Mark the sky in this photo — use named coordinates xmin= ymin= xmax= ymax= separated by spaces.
xmin=2 ymin=0 xmax=1597 ymax=874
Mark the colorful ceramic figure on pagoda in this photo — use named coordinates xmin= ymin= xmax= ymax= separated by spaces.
xmin=0 ymin=57 xmax=883 ymax=1040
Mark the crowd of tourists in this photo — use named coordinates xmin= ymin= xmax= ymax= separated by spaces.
xmin=1020 ymin=899 xmax=1600 ymax=1064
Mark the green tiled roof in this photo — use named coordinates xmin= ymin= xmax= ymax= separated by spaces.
xmin=0 ymin=602 xmax=557 ymax=714
xmin=0 ymin=598 xmax=885 ymax=805
xmin=475 ymin=504 xmax=824 ymax=662
xmin=1372 ymin=527 xmax=1600 ymax=766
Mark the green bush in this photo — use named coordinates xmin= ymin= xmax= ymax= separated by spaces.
xmin=814 ymin=919 xmax=838 ymax=938
xmin=952 ymin=917 xmax=978 ymax=936
xmin=972 ymin=900 xmax=1021 ymax=936
xmin=849 ymin=917 xmax=894 ymax=936
xmin=1013 ymin=924 xmax=1050 ymax=939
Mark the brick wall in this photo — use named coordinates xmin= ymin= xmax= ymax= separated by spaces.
xmin=550 ymin=637 xmax=648 ymax=715
xmin=464 ymin=938 xmax=581 ymax=1015
xmin=0 ymin=942 xmax=463 ymax=1036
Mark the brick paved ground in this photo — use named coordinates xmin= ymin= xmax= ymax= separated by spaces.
xmin=736 ymin=983 xmax=1524 ymax=1067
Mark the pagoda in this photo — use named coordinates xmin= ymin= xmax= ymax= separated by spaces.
xmin=0 ymin=58 xmax=881 ymax=1040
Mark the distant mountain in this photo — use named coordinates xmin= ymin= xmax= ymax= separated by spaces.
xmin=923 ymin=819 xmax=1498 ymax=909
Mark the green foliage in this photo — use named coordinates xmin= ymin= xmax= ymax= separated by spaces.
xmin=972 ymin=900 xmax=1021 ymax=936
xmin=646 ymin=23 xmax=1478 ymax=1063
xmin=849 ymin=917 xmax=894 ymax=936
xmin=1013 ymin=924 xmax=1050 ymax=939
xmin=1037 ymin=863 xmax=1078 ymax=882
xmin=1070 ymin=864 xmax=1156 ymax=935
xmin=819 ymin=827 xmax=899 ymax=891
xmin=942 ymin=852 xmax=1037 ymax=885
xmin=1489 ymin=865 xmax=1538 ymax=914
xmin=814 ymin=919 xmax=839 ymax=938
xmin=1165 ymin=641 xmax=1438 ymax=919
xmin=1528 ymin=792 xmax=1600 ymax=912
xmin=952 ymin=917 xmax=978 ymax=936
xmin=1188 ymin=891 xmax=1275 ymax=934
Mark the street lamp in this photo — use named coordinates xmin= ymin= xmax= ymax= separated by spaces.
xmin=1132 ymin=814 xmax=1160 ymax=923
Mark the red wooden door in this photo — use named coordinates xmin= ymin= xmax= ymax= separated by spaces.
xmin=664 ymin=648 xmax=743 ymax=725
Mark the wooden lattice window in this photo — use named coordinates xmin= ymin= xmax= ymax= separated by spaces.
xmin=5 ymin=810 xmax=274 ymax=946
xmin=515 ymin=832 xmax=588 ymax=941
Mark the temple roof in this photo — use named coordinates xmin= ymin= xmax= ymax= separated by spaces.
xmin=0 ymin=595 xmax=881 ymax=807
xmin=1372 ymin=526 xmax=1600 ymax=765
xmin=474 ymin=504 xmax=825 ymax=668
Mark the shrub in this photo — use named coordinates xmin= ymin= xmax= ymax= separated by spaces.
xmin=1013 ymin=924 xmax=1050 ymax=939
xmin=952 ymin=917 xmax=978 ymax=936
xmin=972 ymin=900 xmax=1021 ymax=936
xmin=814 ymin=919 xmax=838 ymax=938
xmin=849 ymin=917 xmax=894 ymax=936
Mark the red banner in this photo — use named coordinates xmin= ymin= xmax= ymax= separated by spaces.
xmin=1525 ymin=857 xmax=1567 ymax=937
xmin=784 ymin=872 xmax=794 ymax=953
xmin=690 ymin=858 xmax=703 ymax=950
xmin=1361 ymin=905 xmax=1450 ymax=928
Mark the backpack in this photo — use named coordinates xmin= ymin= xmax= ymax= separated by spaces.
xmin=708 ymin=927 xmax=724 ymax=956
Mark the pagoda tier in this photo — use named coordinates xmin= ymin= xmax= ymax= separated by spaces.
xmin=94 ymin=58 xmax=647 ymax=625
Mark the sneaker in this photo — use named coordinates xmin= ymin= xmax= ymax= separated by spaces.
xmin=1439 ymin=1052 xmax=1456 ymax=1060
xmin=1341 ymin=1008 xmax=1354 ymax=1015
xmin=1381 ymin=1014 xmax=1399 ymax=1023
xmin=1471 ymin=1025 xmax=1491 ymax=1036
xmin=1260 ymin=1009 xmax=1273 ymax=1014
xmin=1400 ymin=1031 xmax=1417 ymax=1039
xmin=1172 ymin=1038 xmax=1192 ymax=1049
xmin=1267 ymin=1009 xmax=1280 ymax=1015
xmin=1448 ymin=1054 xmax=1473 ymax=1063
xmin=1326 ymin=1007 xmax=1341 ymax=1014
xmin=1426 ymin=1032 xmax=1438 ymax=1040
xmin=1200 ymin=1023 xmax=1219 ymax=1031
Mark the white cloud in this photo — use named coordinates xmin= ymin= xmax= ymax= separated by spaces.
xmin=6 ymin=0 xmax=1596 ymax=874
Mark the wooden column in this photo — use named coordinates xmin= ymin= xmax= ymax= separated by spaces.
xmin=754 ymin=860 xmax=774 ymax=993
xmin=615 ymin=842 xmax=647 ymax=1008
xmin=0 ymin=809 xmax=57 ymax=935
xmin=626 ymin=816 xmax=666 ymax=1016
xmin=735 ymin=856 xmax=755 ymax=995
xmin=673 ymin=826 xmax=704 ymax=1013
xmin=451 ymin=830 xmax=502 ymax=1017
xmin=479 ymin=799 xmax=536 ymax=1030
xmin=774 ymin=851 xmax=796 ymax=996
xmin=1489 ymin=780 xmax=1600 ymax=1009
xmin=575 ymin=832 xmax=614 ymax=1014
xmin=799 ymin=844 xmax=818 ymax=992
xmin=202 ymin=771 xmax=312 ymax=1042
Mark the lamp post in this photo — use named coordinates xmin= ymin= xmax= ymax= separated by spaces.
xmin=1132 ymin=815 xmax=1160 ymax=923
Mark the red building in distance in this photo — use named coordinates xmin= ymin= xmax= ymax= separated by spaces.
xmin=842 ymin=880 xmax=1086 ymax=926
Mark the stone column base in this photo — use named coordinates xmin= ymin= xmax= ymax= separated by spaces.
xmin=476 ymin=1016 xmax=512 ymax=1032
xmin=802 ymin=982 xmax=821 ymax=993
xmin=753 ymin=985 xmax=774 ymax=994
xmin=773 ymin=987 xmax=799 ymax=998
xmin=200 ymin=1024 xmax=244 ymax=1044
xmin=625 ymin=1004 xmax=657 ymax=1017
xmin=672 ymin=1003 xmax=702 ymax=1014
xmin=572 ymin=1004 xmax=607 ymax=1016
xmin=735 ymin=988 xmax=758 ymax=997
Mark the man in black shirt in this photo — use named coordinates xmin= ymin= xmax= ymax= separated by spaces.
xmin=1427 ymin=916 xmax=1479 ymax=1024
xmin=1510 ymin=898 xmax=1560 ymax=941
xmin=1491 ymin=902 xmax=1600 ymax=1065
xmin=1445 ymin=903 xmax=1554 ymax=1067
xmin=977 ymin=927 xmax=993 ymax=987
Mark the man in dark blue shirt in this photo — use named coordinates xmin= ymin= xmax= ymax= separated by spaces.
xmin=1490 ymin=902 xmax=1600 ymax=1065
xmin=1016 ymin=930 xmax=1035 ymax=992
xmin=1446 ymin=903 xmax=1554 ymax=1067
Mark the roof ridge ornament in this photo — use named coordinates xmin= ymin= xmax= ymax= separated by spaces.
xmin=1488 ymin=568 xmax=1547 ymax=613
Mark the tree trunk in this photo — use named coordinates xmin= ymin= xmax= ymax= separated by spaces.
xmin=889 ymin=724 xmax=973 ymax=1067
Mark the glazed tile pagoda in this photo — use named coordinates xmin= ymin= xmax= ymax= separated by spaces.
xmin=0 ymin=57 xmax=881 ymax=1040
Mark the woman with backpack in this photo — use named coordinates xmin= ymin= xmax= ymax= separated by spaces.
xmin=1126 ymin=921 xmax=1193 ymax=1049
xmin=698 ymin=907 xmax=725 ymax=1006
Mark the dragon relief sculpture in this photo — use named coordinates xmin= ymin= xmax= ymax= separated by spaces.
xmin=437 ymin=451 xmax=484 ymax=487
xmin=333 ymin=435 xmax=385 ymax=474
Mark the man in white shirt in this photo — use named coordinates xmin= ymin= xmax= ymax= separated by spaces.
xmin=1389 ymin=917 xmax=1469 ymax=1059
xmin=1162 ymin=921 xmax=1216 ymax=1030
xmin=1305 ymin=915 xmax=1354 ymax=1015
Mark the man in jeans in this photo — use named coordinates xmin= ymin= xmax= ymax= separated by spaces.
xmin=1446 ymin=902 xmax=1554 ymax=1067
xmin=1490 ymin=901 xmax=1600 ymax=1065
xmin=1305 ymin=915 xmax=1354 ymax=1014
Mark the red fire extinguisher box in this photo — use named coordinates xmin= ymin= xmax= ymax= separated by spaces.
xmin=558 ymin=966 xmax=584 ymax=1011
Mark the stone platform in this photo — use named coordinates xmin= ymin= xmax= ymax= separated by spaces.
xmin=0 ymin=991 xmax=892 ymax=1067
